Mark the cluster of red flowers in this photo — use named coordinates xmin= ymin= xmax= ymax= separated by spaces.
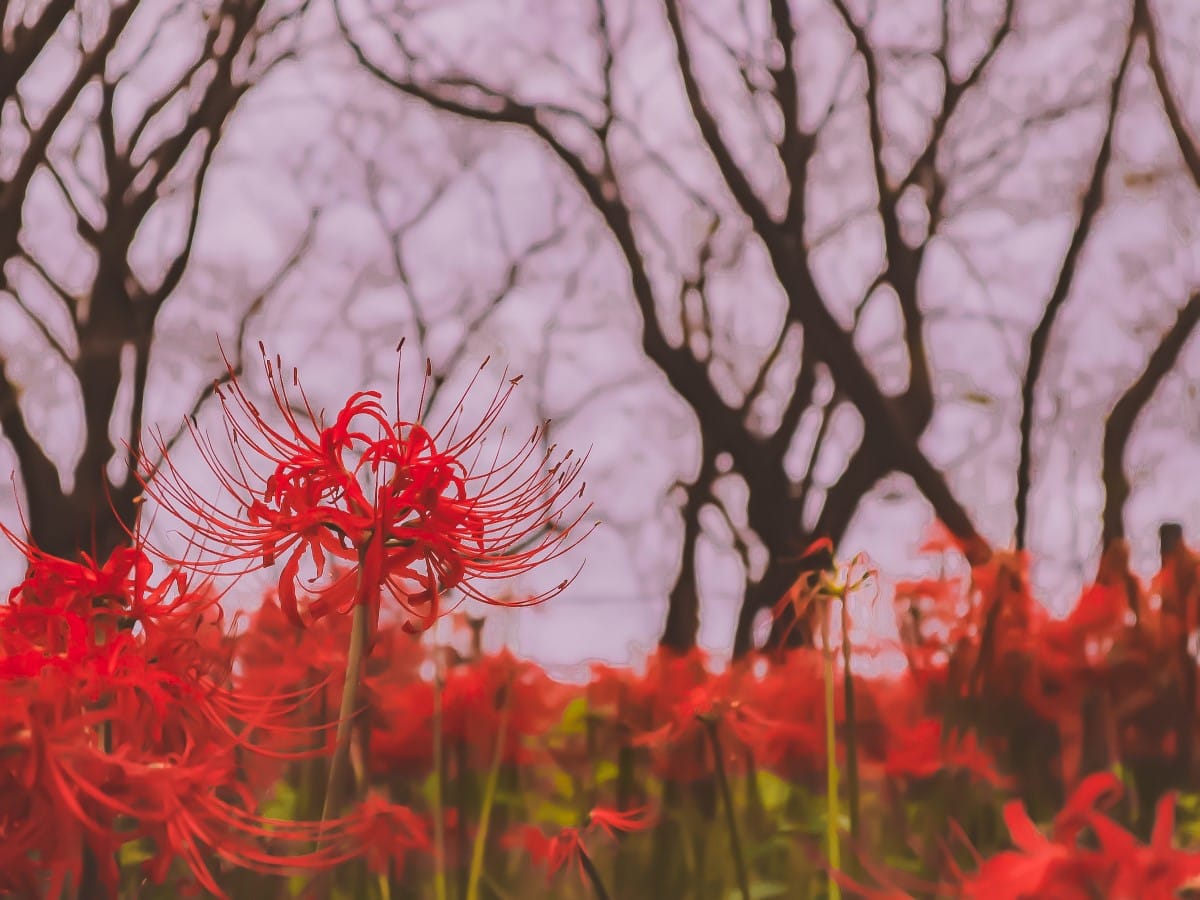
xmin=893 ymin=532 xmax=1200 ymax=792
xmin=0 ymin=347 xmax=592 ymax=897
xmin=956 ymin=772 xmax=1200 ymax=898
xmin=0 ymin=541 xmax=361 ymax=897
xmin=8 ymin=343 xmax=1200 ymax=898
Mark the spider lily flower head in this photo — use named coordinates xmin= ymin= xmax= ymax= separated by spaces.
xmin=0 ymin=527 xmax=220 ymax=639
xmin=353 ymin=792 xmax=431 ymax=877
xmin=0 ymin=577 xmax=363 ymax=898
xmin=505 ymin=805 xmax=655 ymax=884
xmin=953 ymin=772 xmax=1200 ymax=898
xmin=138 ymin=343 xmax=593 ymax=631
xmin=439 ymin=648 xmax=570 ymax=767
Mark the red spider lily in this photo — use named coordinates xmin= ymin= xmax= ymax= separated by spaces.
xmin=353 ymin=792 xmax=431 ymax=876
xmin=1 ymin=609 xmax=205 ymax=893
xmin=586 ymin=659 xmax=669 ymax=743
xmin=878 ymin=717 xmax=1010 ymax=789
xmin=630 ymin=648 xmax=755 ymax=782
xmin=1068 ymin=539 xmax=1141 ymax=634
xmin=368 ymin=647 xmax=568 ymax=778
xmin=734 ymin=650 xmax=831 ymax=779
xmin=440 ymin=649 xmax=570 ymax=765
xmin=228 ymin=593 xmax=361 ymax=791
xmin=0 ymin=541 xmax=370 ymax=898
xmin=0 ymin=530 xmax=224 ymax=641
xmin=506 ymin=805 xmax=654 ymax=883
xmin=770 ymin=538 xmax=837 ymax=648
xmin=239 ymin=605 xmax=568 ymax=780
xmin=139 ymin=344 xmax=592 ymax=631
xmin=579 ymin=662 xmax=657 ymax=781
xmin=0 ymin=539 xmax=308 ymax=751
xmin=954 ymin=772 xmax=1200 ymax=899
xmin=368 ymin=677 xmax=436 ymax=776
xmin=918 ymin=520 xmax=967 ymax=556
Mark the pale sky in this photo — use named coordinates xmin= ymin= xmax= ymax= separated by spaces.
xmin=4 ymin=0 xmax=1200 ymax=675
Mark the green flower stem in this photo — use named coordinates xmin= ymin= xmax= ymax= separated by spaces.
xmin=466 ymin=681 xmax=512 ymax=900
xmin=840 ymin=598 xmax=860 ymax=843
xmin=431 ymin=654 xmax=449 ymax=900
xmin=702 ymin=716 xmax=751 ymax=900
xmin=822 ymin=601 xmax=842 ymax=900
xmin=614 ymin=740 xmax=635 ymax=896
xmin=320 ymin=599 xmax=370 ymax=826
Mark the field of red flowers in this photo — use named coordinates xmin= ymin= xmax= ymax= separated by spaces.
xmin=6 ymin=351 xmax=1200 ymax=899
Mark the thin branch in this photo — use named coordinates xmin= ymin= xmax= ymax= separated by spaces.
xmin=1014 ymin=15 xmax=1136 ymax=549
xmin=661 ymin=0 xmax=776 ymax=227
xmin=335 ymin=0 xmax=770 ymax=482
xmin=0 ymin=3 xmax=136 ymax=265
xmin=10 ymin=251 xmax=78 ymax=362
xmin=795 ymin=390 xmax=841 ymax=519
xmin=766 ymin=0 xmax=813 ymax=229
xmin=143 ymin=212 xmax=320 ymax=476
xmin=145 ymin=130 xmax=222 ymax=309
xmin=1101 ymin=290 xmax=1200 ymax=545
xmin=1139 ymin=0 xmax=1200 ymax=191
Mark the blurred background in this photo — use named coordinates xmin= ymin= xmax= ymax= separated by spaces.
xmin=2 ymin=0 xmax=1199 ymax=673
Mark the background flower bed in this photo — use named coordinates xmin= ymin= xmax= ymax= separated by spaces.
xmin=9 ymin=523 xmax=1200 ymax=898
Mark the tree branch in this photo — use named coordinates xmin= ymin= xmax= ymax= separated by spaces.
xmin=1014 ymin=14 xmax=1136 ymax=549
xmin=661 ymin=0 xmax=776 ymax=227
xmin=1101 ymin=290 xmax=1200 ymax=545
xmin=1139 ymin=0 xmax=1200 ymax=191
xmin=766 ymin=0 xmax=813 ymax=229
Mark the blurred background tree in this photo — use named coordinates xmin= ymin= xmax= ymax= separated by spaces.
xmin=0 ymin=0 xmax=311 ymax=559
xmin=333 ymin=0 xmax=1200 ymax=656
xmin=4 ymin=0 xmax=1200 ymax=663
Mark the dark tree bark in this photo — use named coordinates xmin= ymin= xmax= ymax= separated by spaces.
xmin=1097 ymin=0 xmax=1200 ymax=554
xmin=0 ymin=0 xmax=304 ymax=559
xmin=1101 ymin=293 xmax=1200 ymax=547
xmin=1014 ymin=13 xmax=1137 ymax=551
xmin=338 ymin=0 xmax=1014 ymax=654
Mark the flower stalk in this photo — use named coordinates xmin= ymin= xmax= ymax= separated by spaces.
xmin=702 ymin=715 xmax=750 ymax=900
xmin=431 ymin=653 xmax=448 ymax=900
xmin=840 ymin=597 xmax=860 ymax=843
xmin=466 ymin=679 xmax=513 ymax=900
xmin=320 ymin=592 xmax=371 ymax=826
xmin=578 ymin=846 xmax=612 ymax=900
xmin=822 ymin=598 xmax=842 ymax=900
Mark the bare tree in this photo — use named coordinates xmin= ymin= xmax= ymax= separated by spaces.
xmin=333 ymin=0 xmax=1200 ymax=653
xmin=0 ymin=0 xmax=308 ymax=559
xmin=1097 ymin=1 xmax=1200 ymax=556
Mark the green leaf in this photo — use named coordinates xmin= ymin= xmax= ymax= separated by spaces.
xmin=118 ymin=839 xmax=154 ymax=866
xmin=755 ymin=771 xmax=792 ymax=815
xmin=531 ymin=799 xmax=580 ymax=829
xmin=594 ymin=760 xmax=620 ymax=786
xmin=558 ymin=697 xmax=589 ymax=736
xmin=551 ymin=768 xmax=576 ymax=801
xmin=262 ymin=780 xmax=300 ymax=822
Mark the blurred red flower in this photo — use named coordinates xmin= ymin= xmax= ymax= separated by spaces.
xmin=958 ymin=773 xmax=1200 ymax=899
xmin=506 ymin=804 xmax=654 ymax=884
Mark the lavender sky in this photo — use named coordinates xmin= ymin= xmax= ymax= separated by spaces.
xmin=3 ymin=0 xmax=1200 ymax=675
